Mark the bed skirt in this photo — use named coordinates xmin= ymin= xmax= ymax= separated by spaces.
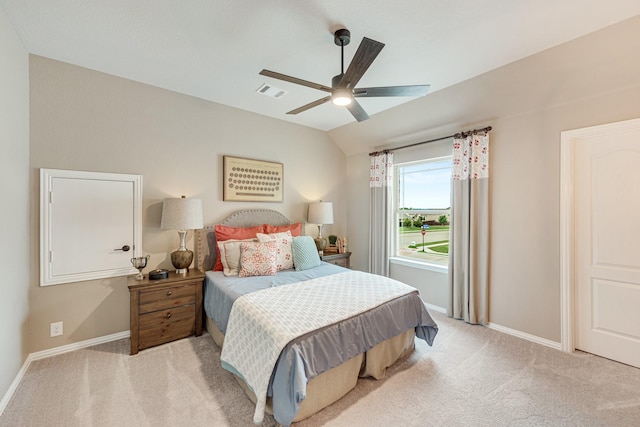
xmin=206 ymin=316 xmax=415 ymax=423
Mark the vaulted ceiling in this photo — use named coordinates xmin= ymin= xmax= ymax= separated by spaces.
xmin=3 ymin=1 xmax=640 ymax=139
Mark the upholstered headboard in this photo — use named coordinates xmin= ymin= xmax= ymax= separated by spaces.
xmin=195 ymin=209 xmax=302 ymax=272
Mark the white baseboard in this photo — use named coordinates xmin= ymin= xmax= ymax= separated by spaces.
xmin=423 ymin=302 xmax=447 ymax=314
xmin=420 ymin=302 xmax=560 ymax=350
xmin=27 ymin=330 xmax=130 ymax=361
xmin=487 ymin=322 xmax=562 ymax=350
xmin=0 ymin=330 xmax=130 ymax=416
xmin=0 ymin=354 xmax=32 ymax=417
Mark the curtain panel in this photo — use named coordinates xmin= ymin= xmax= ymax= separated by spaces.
xmin=448 ymin=133 xmax=490 ymax=324
xmin=369 ymin=152 xmax=393 ymax=276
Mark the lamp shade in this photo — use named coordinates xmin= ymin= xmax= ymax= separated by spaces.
xmin=160 ymin=197 xmax=204 ymax=230
xmin=308 ymin=201 xmax=334 ymax=225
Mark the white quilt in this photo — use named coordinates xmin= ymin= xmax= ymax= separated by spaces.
xmin=220 ymin=270 xmax=417 ymax=424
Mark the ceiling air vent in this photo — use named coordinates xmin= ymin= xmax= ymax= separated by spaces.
xmin=256 ymin=83 xmax=287 ymax=99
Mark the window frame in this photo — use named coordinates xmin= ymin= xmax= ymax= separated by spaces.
xmin=391 ymin=155 xmax=452 ymax=269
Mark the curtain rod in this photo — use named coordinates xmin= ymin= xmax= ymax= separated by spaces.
xmin=368 ymin=126 xmax=492 ymax=156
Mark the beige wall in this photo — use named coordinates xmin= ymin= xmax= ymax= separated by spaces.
xmin=0 ymin=8 xmax=30 ymax=401
xmin=342 ymin=16 xmax=640 ymax=342
xmin=28 ymin=56 xmax=347 ymax=353
xmin=10 ymin=11 xmax=640 ymax=372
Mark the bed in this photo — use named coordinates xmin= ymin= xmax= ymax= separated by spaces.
xmin=195 ymin=209 xmax=438 ymax=426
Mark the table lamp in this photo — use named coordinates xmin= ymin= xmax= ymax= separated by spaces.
xmin=161 ymin=196 xmax=203 ymax=273
xmin=308 ymin=201 xmax=333 ymax=253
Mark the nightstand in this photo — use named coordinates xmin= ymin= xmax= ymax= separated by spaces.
xmin=128 ymin=270 xmax=204 ymax=355
xmin=321 ymin=252 xmax=351 ymax=269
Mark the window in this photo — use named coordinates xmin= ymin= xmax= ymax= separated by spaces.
xmin=394 ymin=156 xmax=452 ymax=267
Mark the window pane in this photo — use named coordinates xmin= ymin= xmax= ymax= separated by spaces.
xmin=396 ymin=157 xmax=451 ymax=266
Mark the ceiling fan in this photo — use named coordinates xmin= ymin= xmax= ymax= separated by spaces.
xmin=260 ymin=29 xmax=430 ymax=122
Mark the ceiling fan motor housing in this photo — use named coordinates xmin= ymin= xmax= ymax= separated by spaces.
xmin=332 ymin=73 xmax=345 ymax=88
xmin=334 ymin=29 xmax=351 ymax=46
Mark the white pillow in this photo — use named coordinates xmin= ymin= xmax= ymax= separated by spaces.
xmin=217 ymin=238 xmax=256 ymax=276
xmin=256 ymin=231 xmax=293 ymax=271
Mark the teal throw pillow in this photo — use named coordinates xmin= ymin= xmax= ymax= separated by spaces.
xmin=292 ymin=236 xmax=321 ymax=271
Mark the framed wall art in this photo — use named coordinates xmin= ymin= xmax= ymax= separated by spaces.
xmin=223 ymin=155 xmax=284 ymax=202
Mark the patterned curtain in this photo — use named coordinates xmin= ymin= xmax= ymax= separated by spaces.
xmin=369 ymin=152 xmax=394 ymax=276
xmin=448 ymin=133 xmax=490 ymax=324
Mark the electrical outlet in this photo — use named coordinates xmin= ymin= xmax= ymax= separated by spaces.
xmin=50 ymin=321 xmax=63 ymax=337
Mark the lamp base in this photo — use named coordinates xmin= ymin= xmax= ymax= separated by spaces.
xmin=171 ymin=249 xmax=193 ymax=274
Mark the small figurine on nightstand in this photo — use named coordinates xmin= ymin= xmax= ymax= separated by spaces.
xmin=131 ymin=255 xmax=150 ymax=280
xmin=337 ymin=236 xmax=348 ymax=254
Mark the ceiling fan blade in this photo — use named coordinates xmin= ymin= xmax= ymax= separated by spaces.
xmin=339 ymin=37 xmax=385 ymax=89
xmin=260 ymin=69 xmax=333 ymax=93
xmin=345 ymin=99 xmax=370 ymax=122
xmin=287 ymin=96 xmax=332 ymax=115
xmin=354 ymin=85 xmax=430 ymax=98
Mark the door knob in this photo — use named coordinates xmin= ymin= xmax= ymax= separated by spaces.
xmin=114 ymin=245 xmax=131 ymax=252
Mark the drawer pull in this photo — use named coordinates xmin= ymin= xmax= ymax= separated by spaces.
xmin=166 ymin=290 xmax=173 ymax=296
xmin=165 ymin=312 xmax=172 ymax=319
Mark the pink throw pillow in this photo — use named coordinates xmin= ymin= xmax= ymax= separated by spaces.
xmin=263 ymin=222 xmax=303 ymax=237
xmin=239 ymin=241 xmax=278 ymax=277
xmin=213 ymin=224 xmax=265 ymax=271
xmin=256 ymin=231 xmax=293 ymax=271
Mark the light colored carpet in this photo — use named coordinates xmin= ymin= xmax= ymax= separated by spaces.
xmin=2 ymin=312 xmax=640 ymax=426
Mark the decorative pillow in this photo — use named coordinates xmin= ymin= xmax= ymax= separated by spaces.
xmin=213 ymin=224 xmax=265 ymax=271
xmin=217 ymin=238 xmax=256 ymax=276
xmin=263 ymin=222 xmax=303 ymax=237
xmin=291 ymin=236 xmax=321 ymax=271
xmin=256 ymin=231 xmax=293 ymax=271
xmin=239 ymin=241 xmax=278 ymax=277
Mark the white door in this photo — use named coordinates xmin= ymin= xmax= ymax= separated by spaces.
xmin=572 ymin=118 xmax=640 ymax=368
xmin=51 ymin=178 xmax=134 ymax=276
xmin=41 ymin=169 xmax=142 ymax=286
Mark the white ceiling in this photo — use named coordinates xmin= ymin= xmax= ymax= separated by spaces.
xmin=3 ymin=0 xmax=640 ymax=132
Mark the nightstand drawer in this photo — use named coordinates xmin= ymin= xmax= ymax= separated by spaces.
xmin=138 ymin=305 xmax=196 ymax=349
xmin=139 ymin=284 xmax=195 ymax=314
xmin=322 ymin=252 xmax=351 ymax=269
xmin=324 ymin=257 xmax=348 ymax=268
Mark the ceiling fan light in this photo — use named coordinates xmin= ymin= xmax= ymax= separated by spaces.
xmin=332 ymin=96 xmax=352 ymax=106
xmin=331 ymin=89 xmax=352 ymax=106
